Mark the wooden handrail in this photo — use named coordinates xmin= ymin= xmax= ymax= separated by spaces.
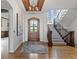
xmin=54 ymin=20 xmax=75 ymax=46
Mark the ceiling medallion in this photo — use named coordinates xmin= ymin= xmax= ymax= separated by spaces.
xmin=29 ymin=0 xmax=37 ymax=7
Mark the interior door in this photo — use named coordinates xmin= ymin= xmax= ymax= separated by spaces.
xmin=28 ymin=19 xmax=39 ymax=41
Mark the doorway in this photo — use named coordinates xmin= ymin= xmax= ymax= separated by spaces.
xmin=28 ymin=17 xmax=40 ymax=41
xmin=1 ymin=0 xmax=13 ymax=54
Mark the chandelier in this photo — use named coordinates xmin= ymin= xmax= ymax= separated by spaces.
xmin=29 ymin=0 xmax=39 ymax=11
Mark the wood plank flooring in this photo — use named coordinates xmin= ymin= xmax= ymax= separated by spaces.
xmin=1 ymin=38 xmax=77 ymax=59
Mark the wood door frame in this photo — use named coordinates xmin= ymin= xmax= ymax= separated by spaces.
xmin=28 ymin=17 xmax=40 ymax=41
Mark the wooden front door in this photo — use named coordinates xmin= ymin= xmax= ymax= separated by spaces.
xmin=28 ymin=18 xmax=39 ymax=41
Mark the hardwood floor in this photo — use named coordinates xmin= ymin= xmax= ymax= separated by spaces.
xmin=1 ymin=38 xmax=77 ymax=59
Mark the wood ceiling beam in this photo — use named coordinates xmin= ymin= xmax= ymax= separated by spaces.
xmin=37 ymin=0 xmax=45 ymax=11
xmin=22 ymin=0 xmax=30 ymax=11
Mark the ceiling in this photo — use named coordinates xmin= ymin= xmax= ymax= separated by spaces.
xmin=42 ymin=0 xmax=76 ymax=11
xmin=12 ymin=0 xmax=77 ymax=13
xmin=22 ymin=0 xmax=45 ymax=11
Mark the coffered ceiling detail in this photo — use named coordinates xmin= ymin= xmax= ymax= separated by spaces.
xmin=22 ymin=0 xmax=45 ymax=11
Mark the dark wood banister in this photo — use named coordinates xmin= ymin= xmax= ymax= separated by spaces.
xmin=54 ymin=18 xmax=75 ymax=46
xmin=54 ymin=18 xmax=72 ymax=38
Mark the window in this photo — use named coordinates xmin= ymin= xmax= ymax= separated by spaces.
xmin=30 ymin=20 xmax=38 ymax=32
xmin=47 ymin=9 xmax=68 ymax=24
xmin=47 ymin=10 xmax=58 ymax=24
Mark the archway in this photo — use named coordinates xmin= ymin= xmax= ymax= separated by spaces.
xmin=1 ymin=0 xmax=13 ymax=54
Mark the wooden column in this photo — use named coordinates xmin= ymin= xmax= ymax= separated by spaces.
xmin=47 ymin=31 xmax=53 ymax=47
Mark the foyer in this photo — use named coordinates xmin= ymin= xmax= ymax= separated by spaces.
xmin=1 ymin=0 xmax=77 ymax=59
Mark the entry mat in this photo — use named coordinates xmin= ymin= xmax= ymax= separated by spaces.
xmin=21 ymin=41 xmax=48 ymax=54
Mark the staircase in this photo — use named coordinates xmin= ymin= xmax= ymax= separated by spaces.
xmin=53 ymin=19 xmax=75 ymax=46
xmin=52 ymin=26 xmax=66 ymax=46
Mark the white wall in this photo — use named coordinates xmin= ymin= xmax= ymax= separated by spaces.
xmin=12 ymin=10 xmax=23 ymax=52
xmin=2 ymin=0 xmax=24 ymax=53
xmin=60 ymin=9 xmax=77 ymax=28
xmin=23 ymin=12 xmax=48 ymax=42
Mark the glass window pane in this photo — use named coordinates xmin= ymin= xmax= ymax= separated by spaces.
xmin=29 ymin=19 xmax=38 ymax=32
xmin=30 ymin=27 xmax=33 ymax=29
xmin=34 ymin=20 xmax=38 ymax=26
xmin=30 ymin=20 xmax=34 ymax=26
xmin=34 ymin=27 xmax=37 ymax=29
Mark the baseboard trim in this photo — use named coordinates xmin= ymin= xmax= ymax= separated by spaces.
xmin=9 ymin=50 xmax=15 ymax=53
xmin=9 ymin=41 xmax=23 ymax=53
xmin=14 ymin=42 xmax=23 ymax=53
